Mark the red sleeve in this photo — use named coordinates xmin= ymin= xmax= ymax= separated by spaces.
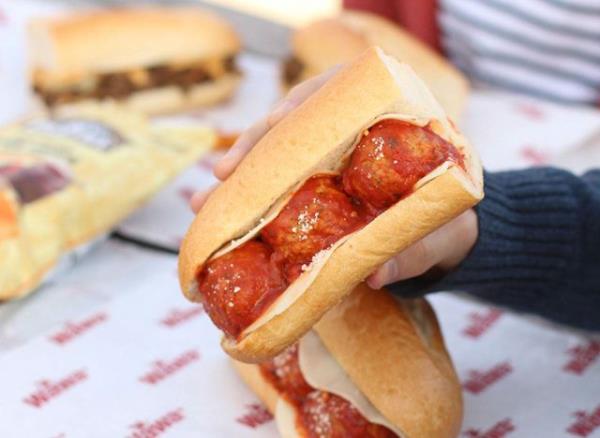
xmin=343 ymin=0 xmax=441 ymax=53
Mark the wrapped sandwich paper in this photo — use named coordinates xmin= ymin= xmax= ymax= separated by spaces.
xmin=0 ymin=103 xmax=215 ymax=300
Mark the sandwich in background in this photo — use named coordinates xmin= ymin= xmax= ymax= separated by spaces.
xmin=0 ymin=103 xmax=215 ymax=300
xmin=233 ymin=284 xmax=463 ymax=438
xmin=282 ymin=11 xmax=468 ymax=121
xmin=28 ymin=8 xmax=242 ymax=115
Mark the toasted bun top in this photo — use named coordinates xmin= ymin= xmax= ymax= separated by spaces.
xmin=179 ymin=46 xmax=481 ymax=300
xmin=29 ymin=8 xmax=241 ymax=87
xmin=290 ymin=11 xmax=468 ymax=120
xmin=314 ymin=284 xmax=463 ymax=438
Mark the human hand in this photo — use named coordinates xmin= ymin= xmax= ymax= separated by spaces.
xmin=366 ymin=209 xmax=478 ymax=289
xmin=189 ymin=65 xmax=477 ymax=289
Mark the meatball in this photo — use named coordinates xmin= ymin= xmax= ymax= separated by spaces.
xmin=260 ymin=343 xmax=313 ymax=404
xmin=300 ymin=390 xmax=397 ymax=438
xmin=196 ymin=241 xmax=288 ymax=338
xmin=342 ymin=119 xmax=463 ymax=211
xmin=261 ymin=175 xmax=363 ymax=281
xmin=261 ymin=345 xmax=396 ymax=437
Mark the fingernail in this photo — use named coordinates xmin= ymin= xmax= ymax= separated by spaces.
xmin=371 ymin=260 xmax=396 ymax=290
xmin=190 ymin=192 xmax=206 ymax=213
xmin=213 ymin=161 xmax=230 ymax=180
xmin=366 ymin=277 xmax=380 ymax=289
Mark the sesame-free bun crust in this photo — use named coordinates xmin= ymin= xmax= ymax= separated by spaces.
xmin=287 ymin=11 xmax=468 ymax=121
xmin=315 ymin=285 xmax=463 ymax=438
xmin=29 ymin=8 xmax=241 ymax=88
xmin=232 ymin=285 xmax=463 ymax=438
xmin=179 ymin=47 xmax=483 ymax=363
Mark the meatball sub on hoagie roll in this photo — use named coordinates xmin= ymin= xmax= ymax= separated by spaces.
xmin=233 ymin=284 xmax=463 ymax=438
xmin=179 ymin=47 xmax=483 ymax=362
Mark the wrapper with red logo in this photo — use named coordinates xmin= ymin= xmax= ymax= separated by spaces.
xmin=0 ymin=238 xmax=598 ymax=437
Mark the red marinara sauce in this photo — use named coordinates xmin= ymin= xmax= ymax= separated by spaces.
xmin=195 ymin=119 xmax=463 ymax=339
xmin=261 ymin=175 xmax=364 ymax=282
xmin=196 ymin=241 xmax=287 ymax=338
xmin=259 ymin=343 xmax=312 ymax=405
xmin=260 ymin=345 xmax=397 ymax=438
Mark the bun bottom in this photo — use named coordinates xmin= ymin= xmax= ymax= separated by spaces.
xmin=231 ymin=287 xmax=463 ymax=438
xmin=38 ymin=73 xmax=241 ymax=116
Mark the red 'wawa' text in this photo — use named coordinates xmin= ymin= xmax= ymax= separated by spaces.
xmin=49 ymin=313 xmax=107 ymax=345
xmin=139 ymin=350 xmax=200 ymax=385
xmin=463 ymin=362 xmax=513 ymax=395
xmin=463 ymin=419 xmax=515 ymax=438
xmin=567 ymin=405 xmax=600 ymax=437
xmin=160 ymin=307 xmax=204 ymax=327
xmin=23 ymin=369 xmax=88 ymax=408
xmin=236 ymin=403 xmax=273 ymax=428
xmin=128 ymin=408 xmax=184 ymax=438
xmin=563 ymin=341 xmax=600 ymax=376
xmin=462 ymin=309 xmax=502 ymax=339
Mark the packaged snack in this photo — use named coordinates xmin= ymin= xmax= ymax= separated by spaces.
xmin=0 ymin=103 xmax=214 ymax=300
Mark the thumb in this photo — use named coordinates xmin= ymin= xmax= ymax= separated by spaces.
xmin=366 ymin=239 xmax=436 ymax=289
xmin=366 ymin=210 xmax=477 ymax=289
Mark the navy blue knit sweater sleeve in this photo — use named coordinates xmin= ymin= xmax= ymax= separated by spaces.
xmin=389 ymin=167 xmax=600 ymax=331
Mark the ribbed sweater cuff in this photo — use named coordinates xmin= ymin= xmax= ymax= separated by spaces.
xmin=389 ymin=167 xmax=594 ymax=328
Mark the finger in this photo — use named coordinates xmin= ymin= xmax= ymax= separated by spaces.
xmin=367 ymin=258 xmax=398 ymax=290
xmin=189 ymin=184 xmax=217 ymax=213
xmin=366 ymin=239 xmax=433 ymax=289
xmin=213 ymin=117 xmax=271 ymax=180
xmin=366 ymin=210 xmax=477 ymax=289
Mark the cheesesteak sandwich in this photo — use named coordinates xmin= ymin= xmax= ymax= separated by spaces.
xmin=29 ymin=8 xmax=241 ymax=114
xmin=179 ymin=47 xmax=483 ymax=362
xmin=282 ymin=11 xmax=468 ymax=121
xmin=233 ymin=284 xmax=463 ymax=438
